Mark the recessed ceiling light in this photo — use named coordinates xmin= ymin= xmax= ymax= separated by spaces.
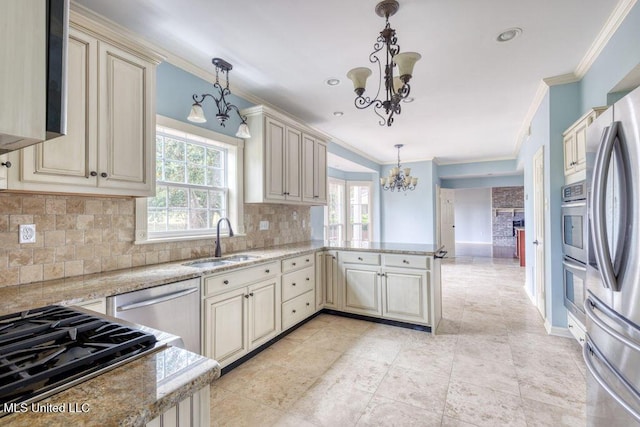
xmin=333 ymin=111 xmax=344 ymax=117
xmin=402 ymin=97 xmax=415 ymax=103
xmin=497 ymin=27 xmax=522 ymax=42
xmin=326 ymin=78 xmax=341 ymax=86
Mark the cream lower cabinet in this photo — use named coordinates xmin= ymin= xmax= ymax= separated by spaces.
xmin=0 ymin=155 xmax=8 ymax=189
xmin=337 ymin=251 xmax=435 ymax=327
xmin=316 ymin=251 xmax=338 ymax=310
xmin=5 ymin=14 xmax=159 ymax=196
xmin=281 ymin=254 xmax=316 ymax=330
xmin=203 ymin=268 xmax=281 ymax=368
xmin=146 ymin=386 xmax=210 ymax=427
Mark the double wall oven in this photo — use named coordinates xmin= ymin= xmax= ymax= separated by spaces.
xmin=561 ymin=181 xmax=589 ymax=323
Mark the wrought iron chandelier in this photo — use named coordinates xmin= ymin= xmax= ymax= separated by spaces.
xmin=347 ymin=0 xmax=421 ymax=127
xmin=381 ymin=144 xmax=418 ymax=191
xmin=188 ymin=57 xmax=251 ymax=138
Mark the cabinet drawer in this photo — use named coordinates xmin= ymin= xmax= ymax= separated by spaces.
xmin=383 ymin=254 xmax=430 ymax=270
xmin=282 ymin=266 xmax=314 ymax=302
xmin=282 ymin=253 xmax=314 ymax=273
xmin=282 ymin=290 xmax=315 ymax=330
xmin=203 ymin=262 xmax=279 ymax=296
xmin=340 ymin=252 xmax=380 ymax=265
xmin=567 ymin=313 xmax=586 ymax=347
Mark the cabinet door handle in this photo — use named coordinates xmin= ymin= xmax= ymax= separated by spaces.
xmin=244 ymin=294 xmax=249 ymax=299
xmin=1 ymin=161 xmax=11 ymax=168
xmin=249 ymin=292 xmax=254 ymax=297
xmin=89 ymin=171 xmax=97 ymax=177
xmin=569 ymin=324 xmax=574 ymax=328
xmin=100 ymin=172 xmax=108 ymax=178
xmin=292 ymin=309 xmax=296 ymax=313
xmin=292 ymin=282 xmax=296 ymax=286
xmin=305 ymin=259 xmax=310 ymax=262
xmin=306 ymin=302 xmax=310 ymax=306
xmin=223 ymin=280 xmax=229 ymax=285
xmin=306 ymin=277 xmax=310 ymax=281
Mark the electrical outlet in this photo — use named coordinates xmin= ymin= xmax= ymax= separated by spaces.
xmin=259 ymin=220 xmax=269 ymax=231
xmin=19 ymin=224 xmax=36 ymax=244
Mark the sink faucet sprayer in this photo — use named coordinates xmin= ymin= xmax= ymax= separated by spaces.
xmin=215 ymin=218 xmax=234 ymax=257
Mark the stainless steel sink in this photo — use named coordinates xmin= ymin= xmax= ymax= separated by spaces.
xmin=183 ymin=254 xmax=260 ymax=269
xmin=223 ymin=254 xmax=260 ymax=262
xmin=183 ymin=259 xmax=234 ymax=268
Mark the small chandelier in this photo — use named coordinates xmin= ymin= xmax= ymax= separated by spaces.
xmin=381 ymin=144 xmax=417 ymax=191
xmin=347 ymin=0 xmax=421 ymax=127
xmin=188 ymin=57 xmax=251 ymax=138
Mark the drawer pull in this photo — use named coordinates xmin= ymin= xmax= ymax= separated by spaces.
xmin=223 ymin=280 xmax=229 ymax=285
xmin=292 ymin=262 xmax=297 ymax=266
xmin=403 ymin=260 xmax=409 ymax=264
xmin=358 ymin=257 xmax=363 ymax=261
xmin=305 ymin=259 xmax=310 ymax=262
xmin=306 ymin=302 xmax=310 ymax=306
xmin=292 ymin=283 xmax=296 ymax=286
xmin=569 ymin=324 xmax=573 ymax=328
xmin=265 ymin=269 xmax=270 ymax=273
xmin=306 ymin=277 xmax=310 ymax=281
xmin=292 ymin=309 xmax=296 ymax=313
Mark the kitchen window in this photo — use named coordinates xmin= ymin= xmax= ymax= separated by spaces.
xmin=324 ymin=178 xmax=373 ymax=242
xmin=135 ymin=116 xmax=243 ymax=243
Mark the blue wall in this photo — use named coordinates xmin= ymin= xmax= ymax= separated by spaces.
xmin=156 ymin=63 xmax=253 ymax=138
xmin=441 ymin=175 xmax=524 ymax=189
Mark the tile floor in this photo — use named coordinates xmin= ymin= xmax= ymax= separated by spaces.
xmin=210 ymin=257 xmax=586 ymax=426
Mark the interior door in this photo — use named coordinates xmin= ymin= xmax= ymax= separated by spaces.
xmin=440 ymin=188 xmax=455 ymax=257
xmin=533 ymin=146 xmax=546 ymax=318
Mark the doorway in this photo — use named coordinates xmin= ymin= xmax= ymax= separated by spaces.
xmin=439 ymin=188 xmax=456 ymax=257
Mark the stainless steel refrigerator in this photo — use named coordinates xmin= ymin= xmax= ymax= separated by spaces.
xmin=585 ymin=85 xmax=640 ymax=426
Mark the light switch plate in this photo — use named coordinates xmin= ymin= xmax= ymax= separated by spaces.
xmin=259 ymin=220 xmax=269 ymax=231
xmin=19 ymin=224 xmax=36 ymax=243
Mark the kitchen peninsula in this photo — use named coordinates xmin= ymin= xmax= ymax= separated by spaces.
xmin=0 ymin=241 xmax=443 ymax=425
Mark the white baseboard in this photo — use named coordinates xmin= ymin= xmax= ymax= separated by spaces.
xmin=544 ymin=319 xmax=573 ymax=338
xmin=524 ymin=285 xmax=536 ymax=305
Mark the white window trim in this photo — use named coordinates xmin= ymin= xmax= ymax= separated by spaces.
xmin=135 ymin=115 xmax=245 ymax=244
xmin=324 ymin=177 xmax=346 ymax=241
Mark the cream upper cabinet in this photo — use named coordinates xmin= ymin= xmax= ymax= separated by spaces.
xmin=242 ymin=105 xmax=327 ymax=206
xmin=563 ymin=107 xmax=607 ymax=176
xmin=0 ymin=0 xmax=46 ymax=148
xmin=302 ymin=134 xmax=327 ymax=204
xmin=4 ymin=13 xmax=161 ymax=196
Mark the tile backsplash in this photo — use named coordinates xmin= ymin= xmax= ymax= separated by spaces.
xmin=0 ymin=193 xmax=311 ymax=287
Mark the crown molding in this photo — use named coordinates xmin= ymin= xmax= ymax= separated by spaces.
xmin=436 ymin=155 xmax=518 ymax=167
xmin=575 ymin=0 xmax=638 ymax=78
xmin=513 ymin=81 xmax=550 ymax=157
xmin=542 ymin=73 xmax=581 ymax=86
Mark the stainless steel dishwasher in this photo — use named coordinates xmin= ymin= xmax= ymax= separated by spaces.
xmin=107 ymin=278 xmax=201 ymax=354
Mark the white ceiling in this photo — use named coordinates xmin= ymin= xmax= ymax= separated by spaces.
xmin=73 ymin=0 xmax=621 ymax=165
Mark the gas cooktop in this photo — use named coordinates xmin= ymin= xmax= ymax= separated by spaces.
xmin=0 ymin=305 xmax=158 ymax=414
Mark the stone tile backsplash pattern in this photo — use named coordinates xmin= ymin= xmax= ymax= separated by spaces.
xmin=0 ymin=193 xmax=311 ymax=287
xmin=491 ymin=187 xmax=524 ymax=254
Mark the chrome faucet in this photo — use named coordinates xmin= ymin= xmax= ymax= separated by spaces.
xmin=214 ymin=218 xmax=234 ymax=258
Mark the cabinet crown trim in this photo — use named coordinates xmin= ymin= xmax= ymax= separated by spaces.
xmin=241 ymin=105 xmax=327 ymax=142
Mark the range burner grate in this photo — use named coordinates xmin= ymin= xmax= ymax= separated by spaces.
xmin=0 ymin=305 xmax=157 ymax=411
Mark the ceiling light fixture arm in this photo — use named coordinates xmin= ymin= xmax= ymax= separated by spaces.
xmin=347 ymin=0 xmax=420 ymax=127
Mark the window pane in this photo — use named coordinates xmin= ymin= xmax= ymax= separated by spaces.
xmin=148 ymin=209 xmax=167 ymax=232
xmin=206 ymin=148 xmax=222 ymax=167
xmin=168 ymin=187 xmax=188 ymax=208
xmin=164 ymin=161 xmax=185 ymax=183
xmin=156 ymin=136 xmax=164 ymax=158
xmin=189 ymin=209 xmax=208 ymax=229
xmin=187 ymin=164 xmax=206 ymax=185
xmin=167 ymin=209 xmax=188 ymax=230
xmin=209 ymin=191 xmax=224 ymax=209
xmin=149 ymin=186 xmax=167 ymax=208
xmin=164 ymin=138 xmax=185 ymax=161
xmin=190 ymin=189 xmax=208 ymax=209
xmin=209 ymin=210 xmax=225 ymax=228
xmin=207 ymin=168 xmax=224 ymax=187
xmin=187 ymin=144 xmax=205 ymax=165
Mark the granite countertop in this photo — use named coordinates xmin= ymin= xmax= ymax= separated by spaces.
xmin=2 ymin=346 xmax=221 ymax=427
xmin=0 ymin=240 xmax=442 ymax=316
